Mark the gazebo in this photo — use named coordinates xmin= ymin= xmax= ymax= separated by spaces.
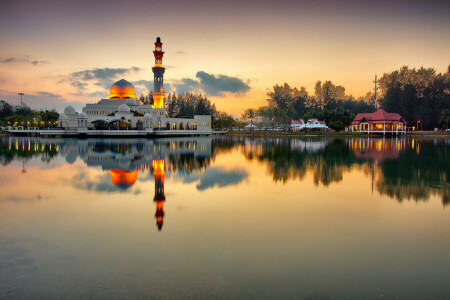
xmin=351 ymin=109 xmax=407 ymax=135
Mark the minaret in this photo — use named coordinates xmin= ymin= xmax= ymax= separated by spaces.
xmin=152 ymin=159 xmax=166 ymax=231
xmin=152 ymin=37 xmax=165 ymax=109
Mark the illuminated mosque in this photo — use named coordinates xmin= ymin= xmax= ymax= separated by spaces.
xmin=57 ymin=37 xmax=211 ymax=136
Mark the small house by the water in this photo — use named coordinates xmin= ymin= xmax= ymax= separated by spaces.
xmin=351 ymin=109 xmax=407 ymax=135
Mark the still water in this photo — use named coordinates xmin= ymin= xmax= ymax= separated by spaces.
xmin=0 ymin=136 xmax=449 ymax=299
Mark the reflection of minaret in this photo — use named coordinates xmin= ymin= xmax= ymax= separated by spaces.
xmin=152 ymin=159 xmax=166 ymax=231
xmin=152 ymin=37 xmax=165 ymax=109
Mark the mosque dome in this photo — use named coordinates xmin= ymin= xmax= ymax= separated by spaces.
xmin=78 ymin=112 xmax=88 ymax=118
xmin=109 ymin=79 xmax=137 ymax=100
xmin=144 ymin=113 xmax=152 ymax=119
xmin=126 ymin=97 xmax=138 ymax=106
xmin=64 ymin=105 xmax=76 ymax=115
xmin=118 ymin=103 xmax=131 ymax=113
xmin=59 ymin=114 xmax=68 ymax=120
xmin=109 ymin=169 xmax=138 ymax=189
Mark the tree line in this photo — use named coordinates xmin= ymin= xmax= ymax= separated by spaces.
xmin=0 ymin=101 xmax=59 ymax=127
xmin=241 ymin=65 xmax=449 ymax=131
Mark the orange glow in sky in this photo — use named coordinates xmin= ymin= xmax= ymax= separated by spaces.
xmin=0 ymin=0 xmax=448 ymax=115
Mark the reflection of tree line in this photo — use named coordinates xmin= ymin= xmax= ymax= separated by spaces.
xmin=0 ymin=137 xmax=59 ymax=165
xmin=2 ymin=136 xmax=448 ymax=206
xmin=375 ymin=142 xmax=449 ymax=206
xmin=213 ymin=136 xmax=449 ymax=206
xmin=241 ymin=138 xmax=361 ymax=186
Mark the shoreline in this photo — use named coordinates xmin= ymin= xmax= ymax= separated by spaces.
xmin=226 ymin=131 xmax=450 ymax=137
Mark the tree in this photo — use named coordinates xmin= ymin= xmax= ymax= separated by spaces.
xmin=439 ymin=109 xmax=449 ymax=129
xmin=244 ymin=108 xmax=256 ymax=125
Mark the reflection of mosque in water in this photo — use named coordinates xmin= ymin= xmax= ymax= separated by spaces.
xmin=1 ymin=136 xmax=212 ymax=230
xmin=77 ymin=137 xmax=212 ymax=230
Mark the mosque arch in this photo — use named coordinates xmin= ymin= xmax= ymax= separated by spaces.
xmin=179 ymin=122 xmax=184 ymax=130
xmin=186 ymin=122 xmax=191 ymax=130
xmin=136 ymin=119 xmax=143 ymax=130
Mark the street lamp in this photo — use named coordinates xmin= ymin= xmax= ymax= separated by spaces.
xmin=18 ymin=93 xmax=24 ymax=107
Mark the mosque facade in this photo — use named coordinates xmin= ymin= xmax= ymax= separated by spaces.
xmin=57 ymin=37 xmax=211 ymax=136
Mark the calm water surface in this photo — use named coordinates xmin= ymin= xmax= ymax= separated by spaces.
xmin=0 ymin=136 xmax=449 ymax=299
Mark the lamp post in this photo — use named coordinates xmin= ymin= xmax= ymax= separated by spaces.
xmin=18 ymin=93 xmax=24 ymax=107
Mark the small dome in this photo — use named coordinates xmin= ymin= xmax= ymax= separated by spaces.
xmin=126 ymin=97 xmax=137 ymax=106
xmin=64 ymin=106 xmax=76 ymax=115
xmin=78 ymin=112 xmax=87 ymax=118
xmin=144 ymin=113 xmax=152 ymax=119
xmin=118 ymin=103 xmax=130 ymax=113
xmin=59 ymin=114 xmax=68 ymax=120
xmin=109 ymin=79 xmax=136 ymax=100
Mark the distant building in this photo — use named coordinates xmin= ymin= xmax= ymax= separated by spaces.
xmin=351 ymin=109 xmax=407 ymax=135
xmin=305 ymin=119 xmax=328 ymax=130
xmin=291 ymin=119 xmax=305 ymax=131
xmin=244 ymin=122 xmax=257 ymax=131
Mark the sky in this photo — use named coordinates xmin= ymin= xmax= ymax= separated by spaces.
xmin=0 ymin=0 xmax=449 ymax=115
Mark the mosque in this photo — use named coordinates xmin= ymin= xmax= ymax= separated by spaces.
xmin=56 ymin=37 xmax=212 ymax=136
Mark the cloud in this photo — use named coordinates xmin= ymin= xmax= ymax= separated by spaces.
xmin=0 ymin=88 xmax=85 ymax=112
xmin=36 ymin=91 xmax=62 ymax=98
xmin=177 ymin=167 xmax=248 ymax=191
xmin=64 ymin=67 xmax=141 ymax=95
xmin=171 ymin=71 xmax=251 ymax=96
xmin=132 ymin=80 xmax=173 ymax=95
xmin=172 ymin=78 xmax=200 ymax=93
xmin=0 ymin=56 xmax=49 ymax=65
xmin=196 ymin=71 xmax=251 ymax=96
xmin=175 ymin=51 xmax=187 ymax=55
xmin=196 ymin=167 xmax=248 ymax=190
xmin=132 ymin=80 xmax=153 ymax=91
xmin=70 ymin=67 xmax=140 ymax=82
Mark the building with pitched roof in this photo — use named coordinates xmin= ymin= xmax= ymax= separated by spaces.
xmin=351 ymin=109 xmax=406 ymax=135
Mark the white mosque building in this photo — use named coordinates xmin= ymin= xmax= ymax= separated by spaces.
xmin=56 ymin=37 xmax=211 ymax=137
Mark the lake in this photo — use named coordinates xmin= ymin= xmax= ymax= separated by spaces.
xmin=0 ymin=135 xmax=449 ymax=299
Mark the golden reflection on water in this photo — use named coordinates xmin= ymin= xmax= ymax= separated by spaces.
xmin=0 ymin=136 xmax=449 ymax=299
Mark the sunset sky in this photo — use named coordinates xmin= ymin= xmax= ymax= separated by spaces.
xmin=0 ymin=0 xmax=449 ymax=115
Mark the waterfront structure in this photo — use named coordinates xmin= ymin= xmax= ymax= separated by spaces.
xmin=291 ymin=119 xmax=305 ymax=131
xmin=305 ymin=119 xmax=328 ymax=130
xmin=351 ymin=109 xmax=407 ymax=135
xmin=7 ymin=37 xmax=211 ymax=137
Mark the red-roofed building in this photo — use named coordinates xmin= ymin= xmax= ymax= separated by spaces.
xmin=305 ymin=119 xmax=328 ymax=130
xmin=291 ymin=119 xmax=305 ymax=131
xmin=351 ymin=109 xmax=407 ymax=135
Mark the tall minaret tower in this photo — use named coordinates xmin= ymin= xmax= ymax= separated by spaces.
xmin=152 ymin=37 xmax=165 ymax=109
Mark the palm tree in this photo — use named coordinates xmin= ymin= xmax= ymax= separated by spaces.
xmin=439 ymin=109 xmax=449 ymax=130
xmin=245 ymin=108 xmax=256 ymax=130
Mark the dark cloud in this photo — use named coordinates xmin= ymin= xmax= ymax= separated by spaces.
xmin=65 ymin=67 xmax=141 ymax=94
xmin=196 ymin=71 xmax=251 ymax=96
xmin=70 ymin=67 xmax=140 ymax=81
xmin=172 ymin=78 xmax=200 ymax=93
xmin=196 ymin=167 xmax=248 ymax=190
xmin=36 ymin=91 xmax=62 ymax=98
xmin=0 ymin=56 xmax=49 ymax=65
xmin=171 ymin=72 xmax=251 ymax=96
xmin=132 ymin=80 xmax=153 ymax=91
xmin=177 ymin=167 xmax=248 ymax=191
